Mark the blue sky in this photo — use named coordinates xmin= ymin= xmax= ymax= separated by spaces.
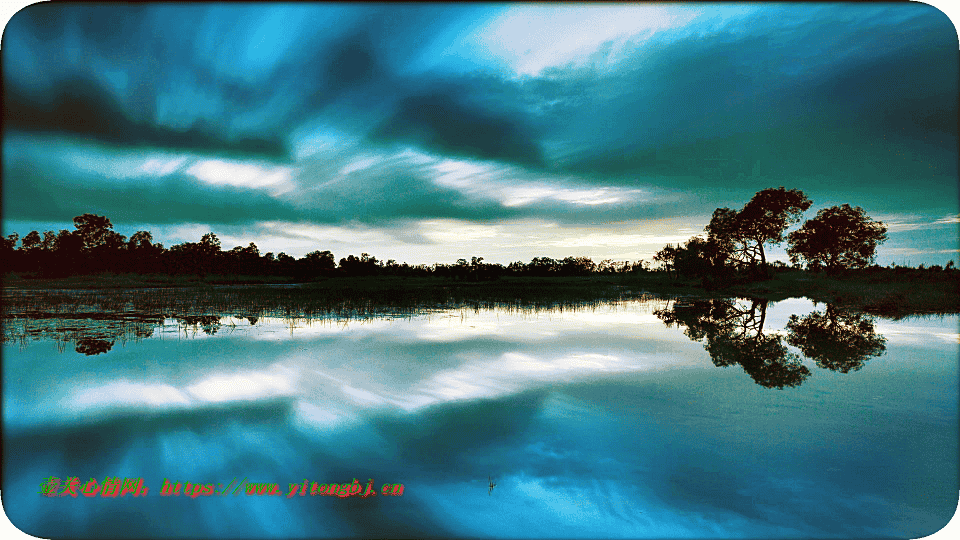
xmin=2 ymin=2 xmax=957 ymax=266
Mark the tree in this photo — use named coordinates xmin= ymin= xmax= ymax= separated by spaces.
xmin=786 ymin=204 xmax=887 ymax=273
xmin=196 ymin=233 xmax=223 ymax=274
xmin=653 ymin=244 xmax=679 ymax=277
xmin=128 ymin=231 xmax=154 ymax=251
xmin=675 ymin=237 xmax=729 ymax=281
xmin=528 ymin=257 xmax=558 ymax=276
xmin=199 ymin=233 xmax=221 ymax=254
xmin=706 ymin=187 xmax=812 ymax=276
xmin=2 ymin=233 xmax=18 ymax=251
xmin=73 ymin=214 xmax=115 ymax=251
xmin=559 ymin=256 xmax=595 ymax=276
xmin=0 ymin=233 xmax=18 ymax=271
xmin=654 ymin=237 xmax=729 ymax=284
xmin=302 ymin=250 xmax=336 ymax=276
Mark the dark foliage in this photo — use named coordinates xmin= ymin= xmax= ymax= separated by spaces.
xmin=656 ymin=298 xmax=811 ymax=389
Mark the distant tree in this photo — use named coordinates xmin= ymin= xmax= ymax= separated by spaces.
xmin=1 ymin=233 xmax=18 ymax=271
xmin=41 ymin=231 xmax=57 ymax=251
xmin=2 ymin=233 xmax=18 ymax=251
xmin=242 ymin=242 xmax=259 ymax=257
xmin=262 ymin=253 xmax=276 ymax=275
xmin=706 ymin=187 xmax=812 ymax=276
xmin=787 ymin=204 xmax=887 ymax=273
xmin=21 ymin=230 xmax=42 ymax=251
xmin=128 ymin=231 xmax=154 ymax=251
xmin=125 ymin=231 xmax=158 ymax=273
xmin=676 ymin=237 xmax=729 ymax=279
xmin=507 ymin=261 xmax=526 ymax=275
xmin=276 ymin=252 xmax=296 ymax=276
xmin=302 ymin=250 xmax=336 ymax=277
xmin=339 ymin=253 xmax=380 ymax=276
xmin=653 ymin=245 xmax=679 ymax=277
xmin=528 ymin=257 xmax=558 ymax=276
xmin=199 ymin=233 xmax=221 ymax=254
xmin=558 ymin=256 xmax=595 ymax=276
xmin=54 ymin=230 xmax=82 ymax=254
xmin=655 ymin=238 xmax=728 ymax=283
xmin=72 ymin=214 xmax=115 ymax=251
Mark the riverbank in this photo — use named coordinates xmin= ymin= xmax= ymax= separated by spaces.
xmin=3 ymin=269 xmax=957 ymax=318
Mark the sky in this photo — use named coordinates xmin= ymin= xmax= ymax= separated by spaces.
xmin=2 ymin=2 xmax=958 ymax=267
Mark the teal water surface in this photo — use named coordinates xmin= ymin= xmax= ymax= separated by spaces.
xmin=3 ymin=296 xmax=957 ymax=538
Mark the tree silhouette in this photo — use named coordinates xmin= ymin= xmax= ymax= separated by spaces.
xmin=653 ymin=245 xmax=679 ymax=278
xmin=787 ymin=204 xmax=887 ymax=273
xmin=785 ymin=304 xmax=886 ymax=372
xmin=706 ymin=187 xmax=812 ymax=277
xmin=72 ymin=214 xmax=116 ymax=251
xmin=75 ymin=338 xmax=115 ymax=355
xmin=302 ymin=250 xmax=336 ymax=277
xmin=1 ymin=233 xmax=18 ymax=271
xmin=656 ymin=298 xmax=811 ymax=389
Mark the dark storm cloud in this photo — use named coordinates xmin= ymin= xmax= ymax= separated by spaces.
xmin=2 ymin=162 xmax=302 ymax=225
xmin=547 ymin=4 xmax=957 ymax=186
xmin=3 ymin=3 xmax=292 ymax=160
xmin=365 ymin=65 xmax=547 ymax=167
xmin=3 ymin=3 xmax=547 ymax=169
xmin=3 ymin=77 xmax=289 ymax=160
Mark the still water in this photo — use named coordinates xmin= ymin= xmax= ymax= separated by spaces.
xmin=3 ymin=294 xmax=957 ymax=538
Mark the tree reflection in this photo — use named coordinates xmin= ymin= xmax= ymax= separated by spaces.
xmin=785 ymin=304 xmax=886 ymax=372
xmin=177 ymin=315 xmax=221 ymax=335
xmin=656 ymin=298 xmax=811 ymax=389
xmin=75 ymin=338 xmax=114 ymax=355
xmin=658 ymin=298 xmax=890 ymax=388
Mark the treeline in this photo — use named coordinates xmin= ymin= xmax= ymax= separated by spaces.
xmin=4 ymin=189 xmax=955 ymax=284
xmin=1 ymin=214 xmax=648 ymax=280
xmin=649 ymin=186 xmax=950 ymax=286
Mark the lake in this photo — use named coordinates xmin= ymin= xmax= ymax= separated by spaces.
xmin=3 ymin=290 xmax=957 ymax=538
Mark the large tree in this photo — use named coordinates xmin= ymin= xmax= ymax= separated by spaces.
xmin=786 ymin=204 xmax=887 ymax=272
xmin=72 ymin=213 xmax=116 ymax=251
xmin=706 ymin=187 xmax=812 ymax=276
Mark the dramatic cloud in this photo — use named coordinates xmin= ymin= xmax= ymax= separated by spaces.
xmin=2 ymin=3 xmax=957 ymax=264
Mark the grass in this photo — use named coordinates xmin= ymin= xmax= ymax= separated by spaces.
xmin=3 ymin=268 xmax=957 ymax=320
xmin=627 ymin=270 xmax=959 ymax=318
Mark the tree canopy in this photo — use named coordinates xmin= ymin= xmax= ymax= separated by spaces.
xmin=786 ymin=204 xmax=887 ymax=272
xmin=706 ymin=187 xmax=812 ymax=275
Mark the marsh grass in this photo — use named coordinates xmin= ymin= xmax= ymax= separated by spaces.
xmin=3 ymin=269 xmax=955 ymax=324
xmin=720 ymin=271 xmax=960 ymax=318
xmin=1 ymin=276 xmax=647 ymax=346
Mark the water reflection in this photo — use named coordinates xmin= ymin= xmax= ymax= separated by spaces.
xmin=2 ymin=292 xmax=957 ymax=538
xmin=655 ymin=298 xmax=812 ymax=388
xmin=786 ymin=303 xmax=887 ymax=373
xmin=4 ymin=294 xmax=891 ymax=383
xmin=74 ymin=337 xmax=115 ymax=355
xmin=655 ymin=298 xmax=891 ymax=388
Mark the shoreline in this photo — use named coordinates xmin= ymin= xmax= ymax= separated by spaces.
xmin=3 ymin=270 xmax=958 ymax=318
